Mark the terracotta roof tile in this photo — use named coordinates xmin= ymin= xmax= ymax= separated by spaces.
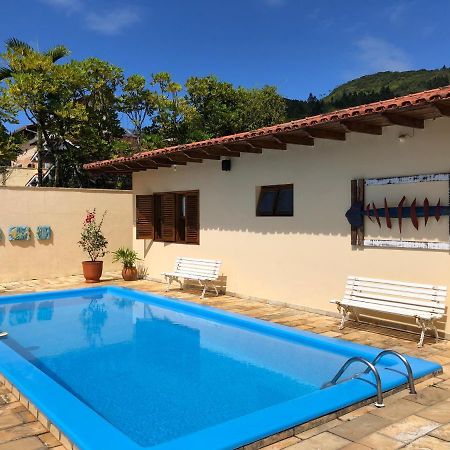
xmin=85 ymin=85 xmax=450 ymax=170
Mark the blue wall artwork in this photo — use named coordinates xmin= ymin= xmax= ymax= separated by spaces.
xmin=36 ymin=226 xmax=52 ymax=241
xmin=8 ymin=226 xmax=31 ymax=241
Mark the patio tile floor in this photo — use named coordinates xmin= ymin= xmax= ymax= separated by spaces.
xmin=0 ymin=274 xmax=449 ymax=449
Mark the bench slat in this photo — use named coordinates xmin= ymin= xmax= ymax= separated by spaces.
xmin=343 ymin=295 xmax=445 ymax=314
xmin=339 ymin=299 xmax=443 ymax=320
xmin=346 ymin=281 xmax=446 ymax=299
xmin=348 ymin=275 xmax=446 ymax=291
xmin=175 ymin=257 xmax=221 ymax=266
xmin=346 ymin=287 xmax=446 ymax=303
xmin=166 ymin=257 xmax=222 ymax=282
xmin=344 ymin=291 xmax=445 ymax=307
xmin=175 ymin=264 xmax=220 ymax=273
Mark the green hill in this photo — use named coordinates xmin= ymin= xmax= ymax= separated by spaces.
xmin=285 ymin=67 xmax=450 ymax=121
xmin=325 ymin=67 xmax=450 ymax=104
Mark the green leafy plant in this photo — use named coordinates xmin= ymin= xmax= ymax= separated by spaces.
xmin=112 ymin=247 xmax=140 ymax=268
xmin=78 ymin=209 xmax=108 ymax=261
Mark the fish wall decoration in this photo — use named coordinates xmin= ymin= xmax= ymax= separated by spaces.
xmin=346 ymin=197 xmax=447 ymax=232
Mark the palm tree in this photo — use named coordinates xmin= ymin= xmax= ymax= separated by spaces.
xmin=0 ymin=38 xmax=70 ymax=185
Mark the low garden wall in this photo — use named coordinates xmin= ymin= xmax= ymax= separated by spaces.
xmin=0 ymin=186 xmax=133 ymax=282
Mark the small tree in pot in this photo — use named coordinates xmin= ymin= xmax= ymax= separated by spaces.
xmin=78 ymin=210 xmax=108 ymax=283
xmin=112 ymin=247 xmax=141 ymax=281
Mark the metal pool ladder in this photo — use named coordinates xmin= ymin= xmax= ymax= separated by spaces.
xmin=321 ymin=350 xmax=416 ymax=408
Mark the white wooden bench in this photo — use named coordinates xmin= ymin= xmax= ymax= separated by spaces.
xmin=162 ymin=257 xmax=222 ymax=299
xmin=331 ymin=276 xmax=447 ymax=347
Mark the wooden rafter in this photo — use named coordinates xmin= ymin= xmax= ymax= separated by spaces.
xmin=382 ymin=113 xmax=424 ymax=129
xmin=146 ymin=159 xmax=172 ymax=167
xmin=223 ymin=143 xmax=262 ymax=153
xmin=134 ymin=162 xmax=158 ymax=170
xmin=203 ymin=146 xmax=241 ymax=158
xmin=247 ymin=138 xmax=287 ymax=150
xmin=340 ymin=120 xmax=383 ymax=135
xmin=150 ymin=156 xmax=186 ymax=166
xmin=189 ymin=148 xmax=220 ymax=160
xmin=434 ymin=102 xmax=450 ymax=117
xmin=304 ymin=128 xmax=346 ymax=141
xmin=274 ymin=132 xmax=315 ymax=146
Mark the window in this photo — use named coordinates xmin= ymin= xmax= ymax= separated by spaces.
xmin=136 ymin=190 xmax=199 ymax=244
xmin=256 ymin=184 xmax=293 ymax=216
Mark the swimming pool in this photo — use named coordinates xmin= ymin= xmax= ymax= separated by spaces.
xmin=0 ymin=286 xmax=441 ymax=450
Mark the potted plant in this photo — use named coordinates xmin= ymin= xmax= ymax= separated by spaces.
xmin=78 ymin=209 xmax=108 ymax=283
xmin=112 ymin=247 xmax=141 ymax=281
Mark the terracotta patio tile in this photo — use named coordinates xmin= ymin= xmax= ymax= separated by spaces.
xmin=288 ymin=432 xmax=351 ymax=449
xmin=262 ymin=436 xmax=300 ymax=449
xmin=404 ymin=435 xmax=450 ymax=449
xmin=0 ymin=413 xmax=23 ymax=430
xmin=341 ymin=443 xmax=371 ymax=450
xmin=329 ymin=414 xmax=391 ymax=441
xmin=378 ymin=415 xmax=440 ymax=443
xmin=416 ymin=398 xmax=450 ymax=423
xmin=370 ymin=398 xmax=424 ymax=421
xmin=404 ymin=386 xmax=450 ymax=406
xmin=0 ymin=421 xmax=47 ymax=444
xmin=39 ymin=432 xmax=62 ymax=448
xmin=430 ymin=423 xmax=450 ymax=442
xmin=358 ymin=432 xmax=404 ymax=449
xmin=0 ymin=436 xmax=46 ymax=450
xmin=295 ymin=419 xmax=340 ymax=439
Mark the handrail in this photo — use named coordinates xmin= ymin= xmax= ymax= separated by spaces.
xmin=366 ymin=350 xmax=416 ymax=394
xmin=322 ymin=356 xmax=384 ymax=407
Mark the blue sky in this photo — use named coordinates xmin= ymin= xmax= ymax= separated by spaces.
xmin=1 ymin=0 xmax=449 ymax=104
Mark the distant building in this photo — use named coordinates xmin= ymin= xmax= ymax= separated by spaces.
xmin=2 ymin=125 xmax=53 ymax=187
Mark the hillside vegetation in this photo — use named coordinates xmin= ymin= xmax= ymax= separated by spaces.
xmin=285 ymin=67 xmax=450 ymax=121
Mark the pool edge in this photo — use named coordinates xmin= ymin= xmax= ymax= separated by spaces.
xmin=0 ymin=367 xmax=442 ymax=450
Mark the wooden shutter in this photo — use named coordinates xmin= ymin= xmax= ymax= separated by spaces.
xmin=161 ymin=193 xmax=176 ymax=242
xmin=185 ymin=191 xmax=200 ymax=244
xmin=136 ymin=195 xmax=154 ymax=239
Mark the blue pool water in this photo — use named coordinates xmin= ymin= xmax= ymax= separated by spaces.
xmin=0 ymin=287 xmax=441 ymax=450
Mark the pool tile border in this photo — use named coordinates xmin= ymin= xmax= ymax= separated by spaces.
xmin=0 ymin=372 xmax=79 ymax=450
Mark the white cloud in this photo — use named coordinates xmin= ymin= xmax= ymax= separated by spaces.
xmin=41 ymin=0 xmax=81 ymax=13
xmin=386 ymin=2 xmax=408 ymax=23
xmin=355 ymin=36 xmax=411 ymax=73
xmin=85 ymin=7 xmax=141 ymax=35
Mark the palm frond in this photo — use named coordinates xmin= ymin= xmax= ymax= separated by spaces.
xmin=5 ymin=38 xmax=33 ymax=54
xmin=0 ymin=67 xmax=13 ymax=81
xmin=45 ymin=45 xmax=70 ymax=63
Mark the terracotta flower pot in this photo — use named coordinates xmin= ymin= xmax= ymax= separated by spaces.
xmin=82 ymin=261 xmax=103 ymax=283
xmin=122 ymin=267 xmax=138 ymax=281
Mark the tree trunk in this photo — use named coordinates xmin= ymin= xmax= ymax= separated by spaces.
xmin=37 ymin=127 xmax=43 ymax=186
xmin=54 ymin=154 xmax=61 ymax=187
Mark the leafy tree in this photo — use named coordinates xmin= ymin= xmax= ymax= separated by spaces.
xmin=148 ymin=72 xmax=198 ymax=146
xmin=0 ymin=89 xmax=20 ymax=183
xmin=1 ymin=39 xmax=126 ymax=187
xmin=185 ymin=76 xmax=286 ymax=138
xmin=0 ymin=38 xmax=70 ymax=185
xmin=62 ymin=58 xmax=125 ymax=187
xmin=185 ymin=75 xmax=239 ymax=138
xmin=235 ymin=85 xmax=286 ymax=131
xmin=118 ymin=74 xmax=156 ymax=148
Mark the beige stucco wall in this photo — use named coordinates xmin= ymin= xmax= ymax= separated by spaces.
xmin=133 ymin=117 xmax=450 ymax=336
xmin=2 ymin=168 xmax=36 ymax=186
xmin=0 ymin=187 xmax=132 ymax=282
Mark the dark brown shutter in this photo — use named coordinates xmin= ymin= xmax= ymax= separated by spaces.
xmin=185 ymin=191 xmax=200 ymax=244
xmin=161 ymin=193 xmax=176 ymax=242
xmin=136 ymin=195 xmax=154 ymax=239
